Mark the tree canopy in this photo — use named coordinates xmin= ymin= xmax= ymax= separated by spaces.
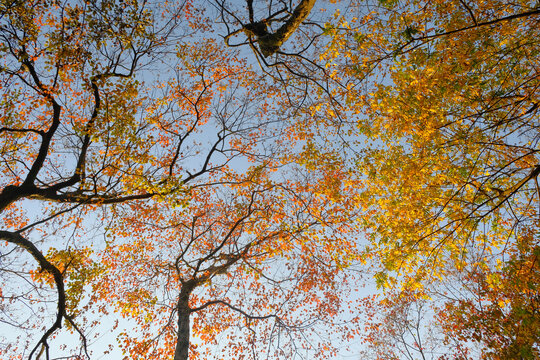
xmin=339 ymin=0 xmax=540 ymax=358
xmin=0 ymin=0 xmax=539 ymax=359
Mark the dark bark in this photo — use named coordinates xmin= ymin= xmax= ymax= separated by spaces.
xmin=251 ymin=0 xmax=317 ymax=57
xmin=0 ymin=184 xmax=30 ymax=213
xmin=0 ymin=231 xmax=66 ymax=359
xmin=174 ymin=279 xmax=197 ymax=360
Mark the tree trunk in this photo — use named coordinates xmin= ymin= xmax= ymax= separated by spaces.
xmin=174 ymin=281 xmax=196 ymax=360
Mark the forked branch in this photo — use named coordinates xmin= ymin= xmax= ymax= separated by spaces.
xmin=243 ymin=0 xmax=316 ymax=57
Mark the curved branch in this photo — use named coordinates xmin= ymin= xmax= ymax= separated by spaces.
xmin=0 ymin=231 xmax=66 ymax=360
xmin=190 ymin=299 xmax=281 ymax=321
xmin=20 ymin=57 xmax=62 ymax=188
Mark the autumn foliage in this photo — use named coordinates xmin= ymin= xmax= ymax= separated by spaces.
xmin=1 ymin=0 xmax=539 ymax=359
xmin=338 ymin=0 xmax=540 ymax=358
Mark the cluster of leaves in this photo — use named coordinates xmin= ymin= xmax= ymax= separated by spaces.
xmin=1 ymin=0 xmax=539 ymax=359
xmin=0 ymin=0 xmax=361 ymax=359
xmin=325 ymin=0 xmax=540 ymax=358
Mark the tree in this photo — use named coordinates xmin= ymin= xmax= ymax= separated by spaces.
xmin=6 ymin=0 xmax=538 ymax=358
xmin=96 ymin=167 xmax=358 ymax=359
xmin=359 ymin=290 xmax=449 ymax=360
xmin=214 ymin=0 xmax=350 ymax=107
xmin=0 ymin=0 xmax=181 ymax=356
xmin=224 ymin=0 xmax=317 ymax=58
xmin=0 ymin=0 xmax=361 ymax=359
xmin=323 ymin=0 xmax=540 ymax=357
xmin=436 ymin=229 xmax=540 ymax=359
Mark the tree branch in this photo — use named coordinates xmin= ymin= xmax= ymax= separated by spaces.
xmin=412 ymin=8 xmax=540 ymax=43
xmin=246 ymin=0 xmax=317 ymax=57
xmin=0 ymin=231 xmax=66 ymax=360
xmin=190 ymin=299 xmax=281 ymax=321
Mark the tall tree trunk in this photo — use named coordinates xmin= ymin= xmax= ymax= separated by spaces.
xmin=174 ymin=281 xmax=196 ymax=360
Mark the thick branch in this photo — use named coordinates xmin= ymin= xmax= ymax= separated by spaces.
xmin=20 ymin=58 xmax=62 ymax=188
xmin=249 ymin=0 xmax=317 ymax=57
xmin=0 ymin=231 xmax=66 ymax=360
xmin=0 ymin=74 xmax=103 ymax=213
